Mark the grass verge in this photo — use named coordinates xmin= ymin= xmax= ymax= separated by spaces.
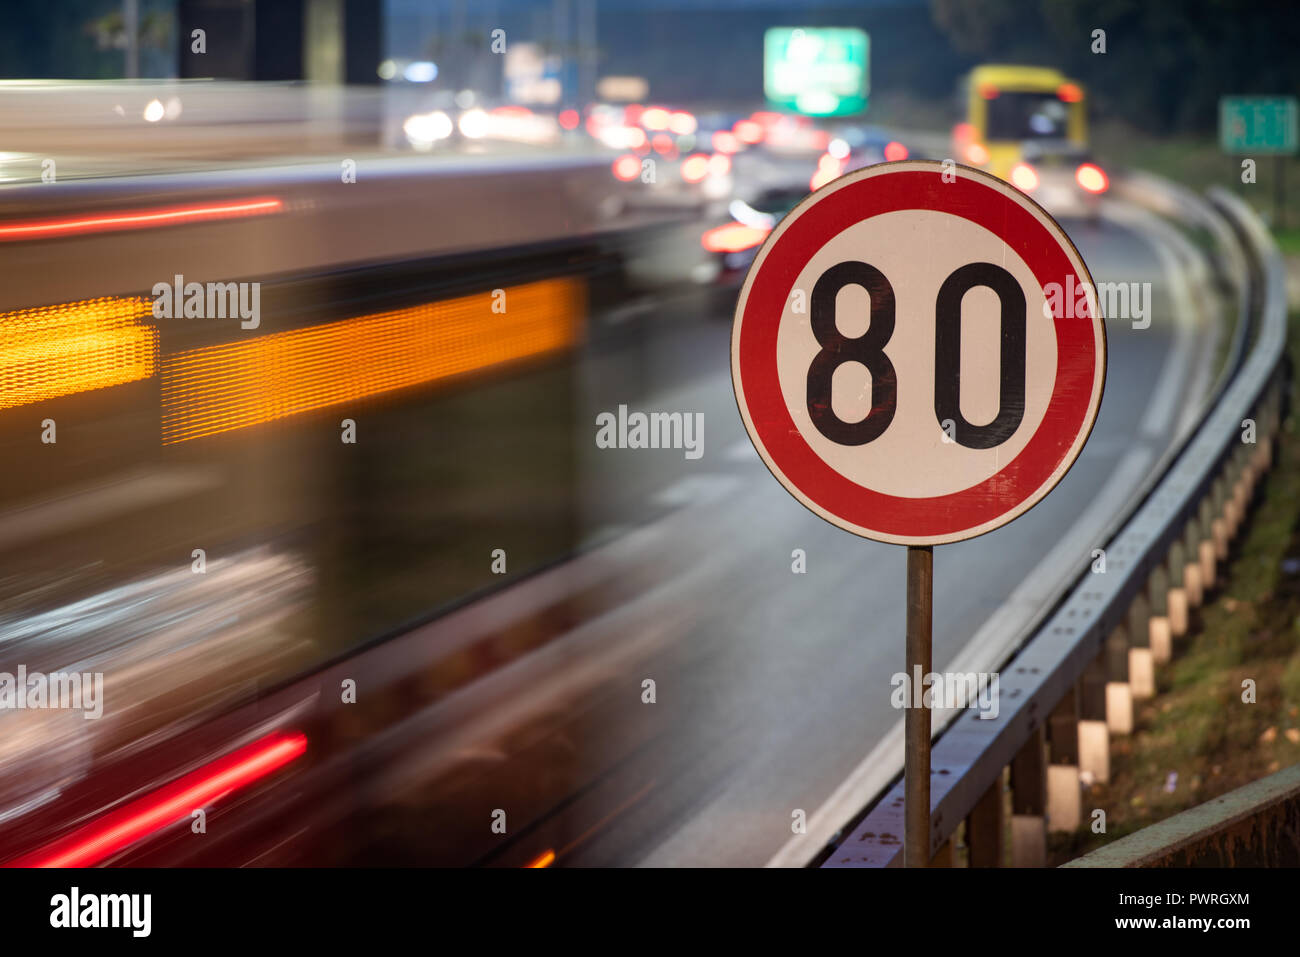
xmin=1049 ymin=306 xmax=1300 ymax=864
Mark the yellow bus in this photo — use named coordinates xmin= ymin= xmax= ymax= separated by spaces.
xmin=954 ymin=64 xmax=1108 ymax=202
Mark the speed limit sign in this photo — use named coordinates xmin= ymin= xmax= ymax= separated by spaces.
xmin=732 ymin=159 xmax=1106 ymax=866
xmin=731 ymin=160 xmax=1105 ymax=546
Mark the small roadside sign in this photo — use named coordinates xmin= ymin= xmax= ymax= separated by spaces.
xmin=1220 ymin=96 xmax=1298 ymax=154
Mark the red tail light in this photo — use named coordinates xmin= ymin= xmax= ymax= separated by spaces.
xmin=1076 ymin=162 xmax=1109 ymax=193
xmin=681 ymin=153 xmax=711 ymax=183
xmin=734 ymin=120 xmax=763 ymax=144
xmin=6 ymin=730 xmax=307 ymax=867
xmin=1010 ymin=162 xmax=1039 ymax=192
xmin=1057 ymin=82 xmax=1084 ymax=103
xmin=641 ymin=106 xmax=670 ymax=131
xmin=612 ymin=155 xmax=641 ymax=181
xmin=712 ymin=130 xmax=740 ymax=154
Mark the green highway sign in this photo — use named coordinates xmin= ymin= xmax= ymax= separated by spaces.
xmin=764 ymin=27 xmax=868 ymax=117
xmin=1220 ymin=96 xmax=1298 ymax=154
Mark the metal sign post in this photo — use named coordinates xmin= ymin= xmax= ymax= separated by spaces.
xmin=731 ymin=161 xmax=1105 ymax=867
xmin=904 ymin=545 xmax=933 ymax=867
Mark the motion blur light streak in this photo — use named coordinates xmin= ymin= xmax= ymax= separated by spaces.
xmin=6 ymin=731 xmax=307 ymax=868
xmin=0 ymin=197 xmax=283 ymax=241
xmin=160 ymin=278 xmax=584 ymax=443
xmin=701 ymin=222 xmax=769 ymax=253
xmin=526 ymin=850 xmax=556 ymax=868
xmin=0 ymin=296 xmax=156 ymax=409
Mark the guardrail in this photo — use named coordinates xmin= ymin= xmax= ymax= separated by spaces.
xmin=819 ymin=184 xmax=1289 ymax=868
xmin=1063 ymin=761 xmax=1300 ymax=867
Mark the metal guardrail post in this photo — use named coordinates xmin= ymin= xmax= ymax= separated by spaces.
xmin=1105 ymin=623 xmax=1132 ymax=734
xmin=1198 ymin=498 xmax=1217 ymax=590
xmin=1223 ymin=452 xmax=1239 ymax=538
xmin=1148 ymin=566 xmax=1171 ymax=664
xmin=929 ymin=839 xmax=954 ymax=867
xmin=1047 ymin=686 xmax=1081 ymax=832
xmin=964 ymin=773 xmax=1005 ymax=867
xmin=1078 ymin=654 xmax=1110 ymax=784
xmin=1009 ymin=724 xmax=1047 ymax=867
xmin=1167 ymin=540 xmax=1189 ymax=637
xmin=1182 ymin=519 xmax=1204 ymax=608
xmin=1127 ymin=595 xmax=1154 ymax=699
xmin=1211 ymin=477 xmax=1229 ymax=562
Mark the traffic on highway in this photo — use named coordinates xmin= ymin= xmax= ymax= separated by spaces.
xmin=0 ymin=0 xmax=1296 ymax=934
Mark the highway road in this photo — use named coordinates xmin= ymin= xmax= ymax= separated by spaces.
xmin=332 ymin=197 xmax=1228 ymax=867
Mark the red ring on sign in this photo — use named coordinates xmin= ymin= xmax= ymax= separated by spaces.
xmin=736 ymin=169 xmax=1098 ymax=538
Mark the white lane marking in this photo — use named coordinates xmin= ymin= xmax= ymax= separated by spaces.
xmin=1138 ymin=263 xmax=1196 ymax=439
xmin=1104 ymin=203 xmax=1214 ymax=441
xmin=764 ymin=444 xmax=1155 ymax=867
xmin=651 ymin=474 xmax=741 ymax=508
xmin=725 ymin=439 xmax=758 ymax=462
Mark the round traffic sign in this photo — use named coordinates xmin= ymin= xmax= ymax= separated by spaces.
xmin=731 ymin=160 xmax=1106 ymax=545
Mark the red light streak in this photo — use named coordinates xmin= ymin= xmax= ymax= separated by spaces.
xmin=6 ymin=731 xmax=307 ymax=867
xmin=0 ymin=197 xmax=284 ymax=242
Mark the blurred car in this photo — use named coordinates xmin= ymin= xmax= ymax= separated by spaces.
xmin=698 ymin=183 xmax=805 ymax=290
xmin=1007 ymin=140 xmax=1110 ymax=222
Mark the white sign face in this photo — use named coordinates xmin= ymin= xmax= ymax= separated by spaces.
xmin=731 ymin=160 xmax=1106 ymax=545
